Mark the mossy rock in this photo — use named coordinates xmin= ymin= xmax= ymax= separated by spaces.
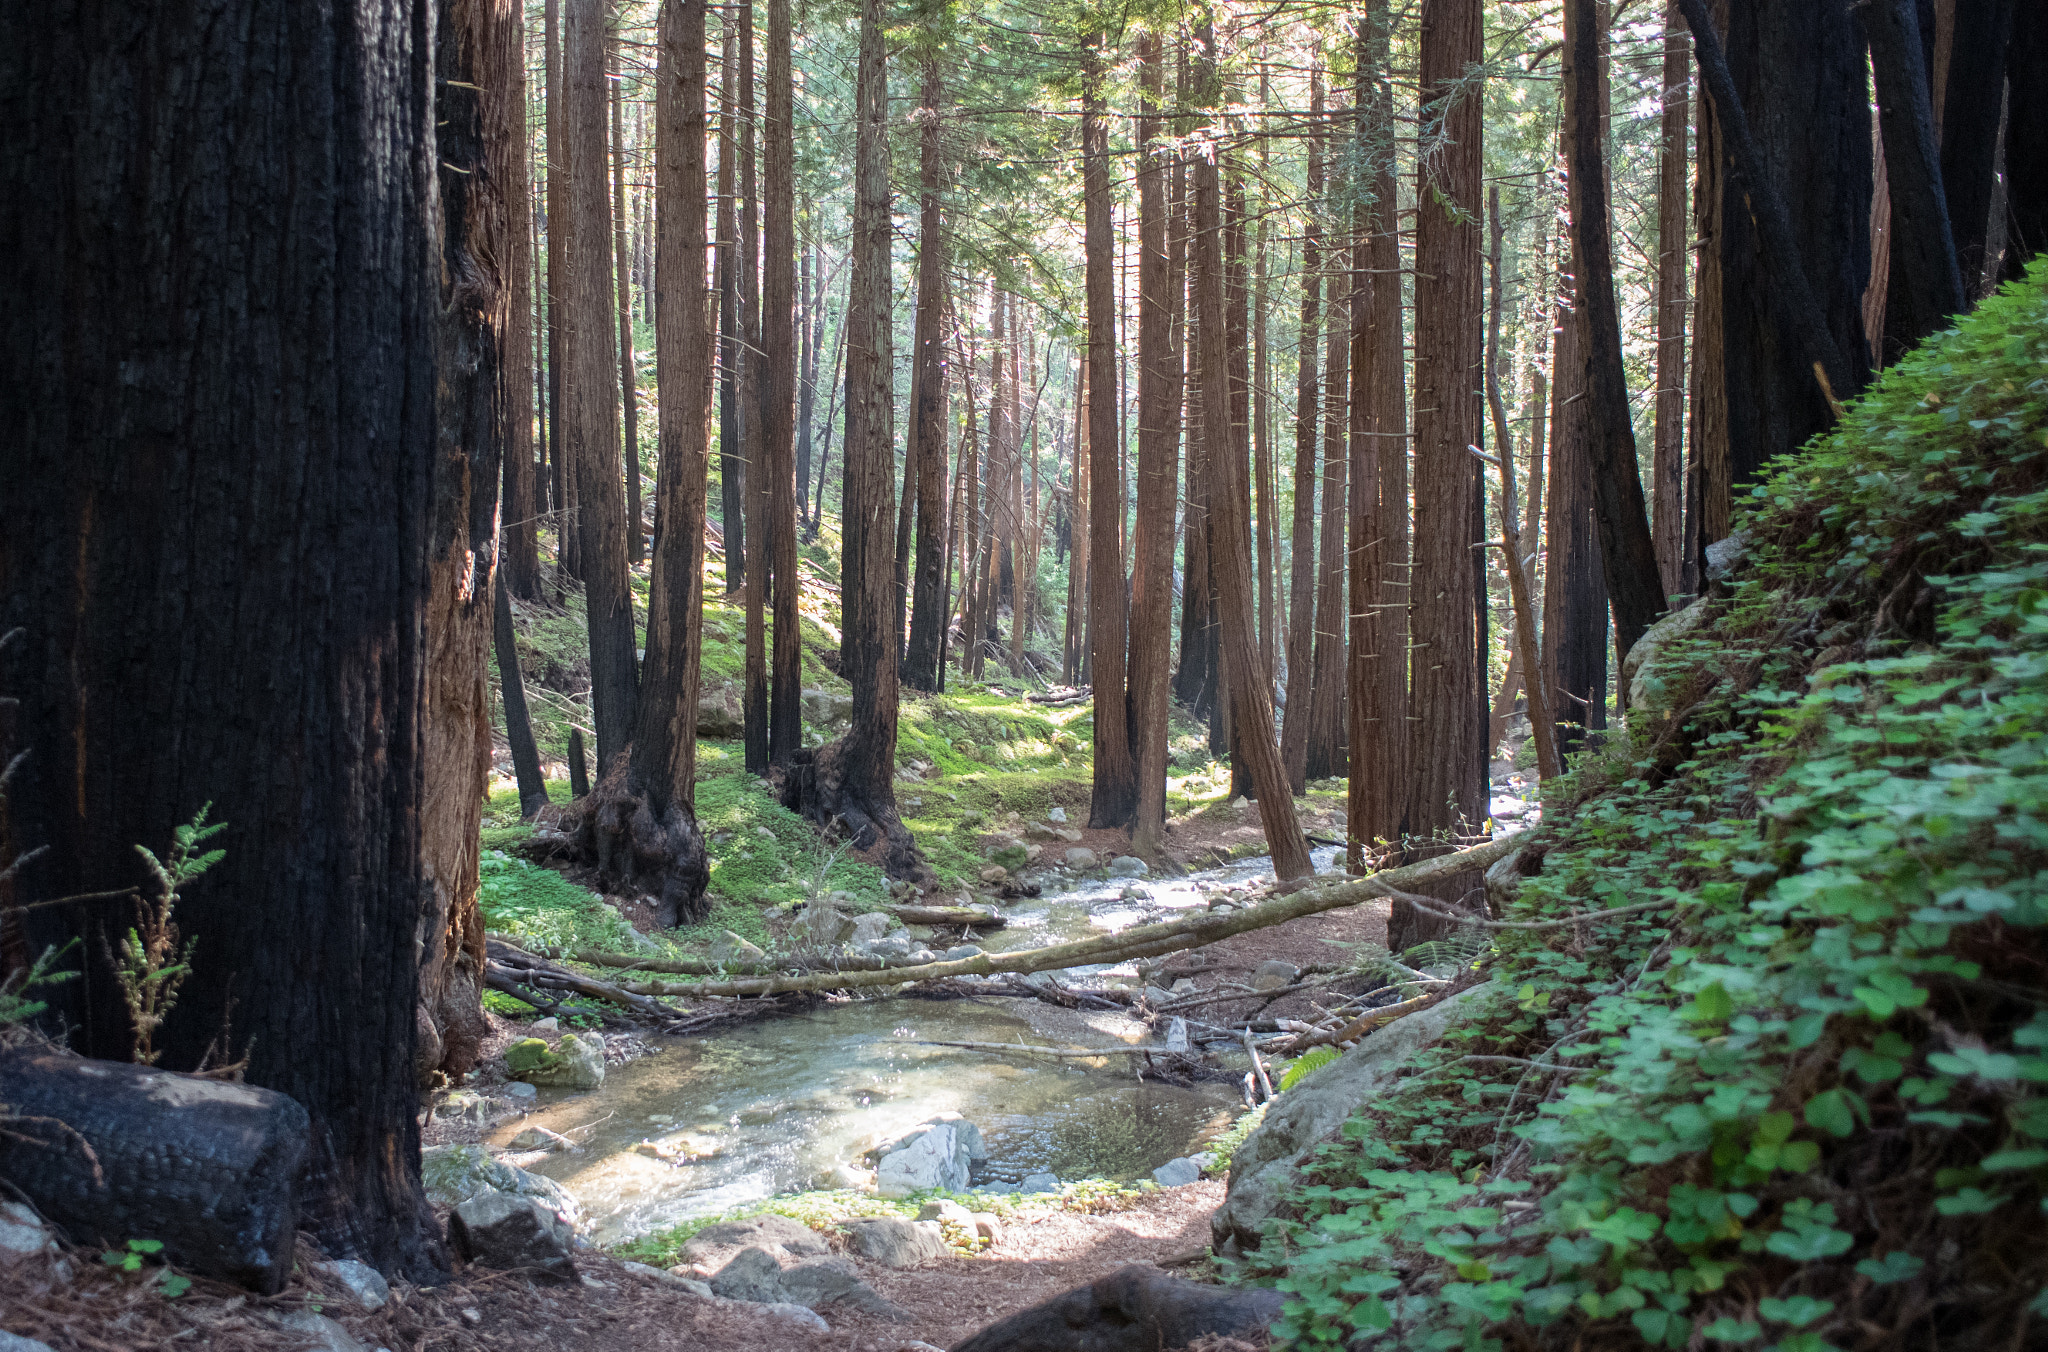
xmin=989 ymin=844 xmax=1029 ymax=871
xmin=504 ymin=1038 xmax=563 ymax=1077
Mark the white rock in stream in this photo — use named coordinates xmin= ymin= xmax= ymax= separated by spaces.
xmin=1107 ymin=855 xmax=1149 ymax=878
xmin=872 ymin=1117 xmax=985 ymax=1197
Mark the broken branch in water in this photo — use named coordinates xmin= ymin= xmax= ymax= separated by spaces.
xmin=910 ymin=1039 xmax=1158 ymax=1060
xmin=593 ymin=832 xmax=1528 ymax=1001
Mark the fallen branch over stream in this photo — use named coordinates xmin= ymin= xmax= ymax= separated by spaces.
xmin=588 ymin=832 xmax=1526 ymax=1000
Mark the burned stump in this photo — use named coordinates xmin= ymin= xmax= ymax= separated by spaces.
xmin=949 ymin=1264 xmax=1284 ymax=1352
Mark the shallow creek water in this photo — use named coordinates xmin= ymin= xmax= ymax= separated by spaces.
xmin=493 ymin=845 xmax=1344 ymax=1246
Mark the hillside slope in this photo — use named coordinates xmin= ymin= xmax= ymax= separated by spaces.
xmin=1243 ymin=273 xmax=2048 ymax=1348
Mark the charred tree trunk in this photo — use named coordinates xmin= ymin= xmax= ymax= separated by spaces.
xmin=1395 ymin=0 xmax=1487 ymax=951
xmin=1869 ymin=0 xmax=1966 ymax=359
xmin=1130 ymin=32 xmax=1184 ymax=858
xmin=495 ymin=580 xmax=550 ymax=820
xmin=1281 ymin=67 xmax=1324 ymax=797
xmin=3 ymin=0 xmax=447 ymax=1276
xmin=1349 ymin=0 xmax=1409 ymax=868
xmin=1563 ymin=0 xmax=1665 ymax=661
xmin=2004 ymin=5 xmax=2046 ymax=281
xmin=1084 ymin=37 xmax=1136 ymax=828
xmin=903 ymin=55 xmax=951 ymax=693
xmin=789 ymin=0 xmax=920 ymax=881
xmin=1941 ymin=0 xmax=2016 ymax=296
xmin=1544 ymin=260 xmax=1608 ymax=756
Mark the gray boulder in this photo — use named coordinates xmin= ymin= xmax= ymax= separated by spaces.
xmin=1151 ymin=1157 xmax=1200 ymax=1187
xmin=679 ymin=1213 xmax=830 ymax=1271
xmin=1019 ymin=1172 xmax=1060 ymax=1194
xmin=1106 ymin=855 xmax=1149 ymax=878
xmin=1249 ymin=959 xmax=1300 ymax=991
xmin=795 ymin=903 xmax=856 ymax=949
xmin=800 ymin=686 xmax=855 ymax=729
xmin=872 ymin=1116 xmax=985 ymax=1198
xmin=764 ymin=1303 xmax=831 ymax=1333
xmin=849 ymin=912 xmax=894 ymax=946
xmin=271 ymin=1311 xmax=367 ymax=1352
xmin=1703 ymin=529 xmax=1749 ymax=583
xmin=510 ymin=1032 xmax=606 ymax=1090
xmin=1212 ymin=983 xmax=1495 ymax=1250
xmin=708 ymin=930 xmax=767 ymax=966
xmin=0 ymin=1201 xmax=60 ymax=1262
xmin=0 ymin=1334 xmax=56 ymax=1352
xmin=709 ymin=1245 xmax=909 ymax=1320
xmin=420 ymin=1143 xmax=581 ymax=1228
xmin=449 ymin=1191 xmax=576 ymax=1279
xmin=1062 ymin=847 xmax=1099 ymax=871
xmin=839 ymin=1216 xmax=947 ymax=1268
xmin=697 ymin=680 xmax=745 ymax=739
xmin=1623 ymin=596 xmax=1710 ymax=721
xmin=314 ymin=1257 xmax=391 ymax=1310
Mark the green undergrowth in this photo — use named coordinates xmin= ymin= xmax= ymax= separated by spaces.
xmin=612 ymin=1178 xmax=1150 ymax=1267
xmin=1245 ymin=273 xmax=2048 ymax=1348
xmin=479 ymin=848 xmax=639 ymax=952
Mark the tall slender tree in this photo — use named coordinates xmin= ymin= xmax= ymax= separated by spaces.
xmin=1349 ymin=0 xmax=1409 ymax=868
xmin=1083 ymin=32 xmax=1135 ymax=828
xmin=1868 ymin=0 xmax=1965 ymax=360
xmin=788 ymin=0 xmax=919 ymax=879
xmin=762 ymin=0 xmax=802 ymax=765
xmin=1129 ymin=29 xmax=1183 ymax=857
xmin=1940 ymin=0 xmax=2016 ymax=296
xmin=903 ymin=46 xmax=952 ymax=692
xmin=1396 ymin=0 xmax=1486 ymax=950
xmin=1651 ymin=7 xmax=1689 ymax=599
xmin=565 ymin=0 xmax=638 ymax=774
xmin=1281 ymin=67 xmax=1324 ymax=796
xmin=716 ymin=15 xmax=745 ymax=593
xmin=1306 ymin=249 xmax=1349 ymax=783
xmin=611 ymin=30 xmax=644 ymax=564
xmin=1192 ymin=17 xmax=1310 ymax=880
xmin=500 ymin=0 xmax=542 ymax=600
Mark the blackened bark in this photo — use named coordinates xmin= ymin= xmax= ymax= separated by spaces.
xmin=1544 ymin=274 xmax=1608 ymax=756
xmin=1397 ymin=0 xmax=1487 ymax=951
xmin=2004 ymin=5 xmax=2047 ymax=279
xmin=1678 ymin=0 xmax=1866 ymax=480
xmin=763 ymin=0 xmax=802 ymax=766
xmin=1941 ymin=0 xmax=2016 ymax=294
xmin=903 ymin=58 xmax=951 ymax=693
xmin=1 ymin=0 xmax=444 ymax=1276
xmin=1084 ymin=37 xmax=1135 ymax=829
xmin=1563 ymin=0 xmax=1665 ymax=660
xmin=1129 ymin=31 xmax=1182 ymax=857
xmin=1349 ymin=0 xmax=1408 ymax=867
xmin=1869 ymin=0 xmax=1965 ymax=359
xmin=495 ymin=581 xmax=550 ymax=819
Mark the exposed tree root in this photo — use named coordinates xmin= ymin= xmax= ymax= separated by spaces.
xmin=567 ymin=754 xmax=710 ymax=927
xmin=779 ymin=740 xmax=925 ymax=882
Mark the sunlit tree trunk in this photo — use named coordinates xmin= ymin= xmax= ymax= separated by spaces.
xmin=1281 ymin=67 xmax=1324 ymax=797
xmin=903 ymin=53 xmax=951 ymax=693
xmin=611 ymin=30 xmax=643 ymax=564
xmin=499 ymin=0 xmax=542 ymax=599
xmin=1307 ymin=247 xmax=1349 ymax=785
xmin=762 ymin=0 xmax=801 ymax=764
xmin=1652 ymin=6 xmax=1689 ymax=599
xmin=716 ymin=15 xmax=745 ymax=594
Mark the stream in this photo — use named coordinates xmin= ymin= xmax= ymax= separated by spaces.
xmin=491 ymin=845 xmax=1348 ymax=1246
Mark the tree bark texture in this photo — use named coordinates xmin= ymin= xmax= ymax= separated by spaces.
xmin=790 ymin=0 xmax=918 ymax=880
xmin=1682 ymin=0 xmax=1729 ymax=590
xmin=1543 ymin=271 xmax=1609 ymax=756
xmin=1563 ymin=0 xmax=1666 ymax=660
xmin=716 ymin=17 xmax=745 ymax=594
xmin=2004 ymin=4 xmax=2046 ymax=281
xmin=741 ymin=0 xmax=770 ymax=774
xmin=1652 ymin=8 xmax=1689 ymax=600
xmin=499 ymin=0 xmax=542 ymax=599
xmin=611 ymin=36 xmax=644 ymax=565
xmin=1084 ymin=40 xmax=1136 ymax=829
xmin=1869 ymin=0 xmax=1966 ymax=361
xmin=495 ymin=580 xmax=551 ymax=819
xmin=1679 ymin=0 xmax=1867 ymax=494
xmin=1 ymin=0 xmax=446 ymax=1276
xmin=1192 ymin=23 xmax=1311 ymax=882
xmin=1306 ymin=262 xmax=1349 ymax=784
xmin=1940 ymin=0 xmax=2016 ymax=296
xmin=597 ymin=0 xmax=715 ymax=928
xmin=1281 ymin=68 xmax=1324 ymax=797
xmin=1349 ymin=0 xmax=1409 ymax=866
xmin=546 ymin=0 xmax=579 ymax=580
xmin=903 ymin=56 xmax=951 ymax=694
xmin=1129 ymin=31 xmax=1182 ymax=858
xmin=1397 ymin=0 xmax=1488 ymax=951
xmin=762 ymin=0 xmax=802 ymax=766
xmin=565 ymin=0 xmax=639 ymax=774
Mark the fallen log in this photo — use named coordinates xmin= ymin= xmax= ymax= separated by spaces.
xmin=598 ymin=833 xmax=1525 ymax=1000
xmin=0 ymin=1048 xmax=308 ymax=1293
xmin=485 ymin=938 xmax=676 ymax=1018
xmin=1273 ymin=990 xmax=1443 ymax=1055
xmin=889 ymin=903 xmax=1007 ymax=929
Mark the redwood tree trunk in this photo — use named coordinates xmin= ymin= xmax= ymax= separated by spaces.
xmin=1940 ymin=0 xmax=2016 ymax=296
xmin=611 ymin=36 xmax=644 ymax=565
xmin=500 ymin=0 xmax=542 ymax=599
xmin=1652 ymin=7 xmax=1689 ymax=600
xmin=3 ymin=0 xmax=445 ymax=1276
xmin=1396 ymin=0 xmax=1487 ymax=950
xmin=1192 ymin=21 xmax=1310 ymax=882
xmin=716 ymin=17 xmax=745 ymax=594
xmin=1868 ymin=0 xmax=1965 ymax=359
xmin=1280 ymin=66 xmax=1323 ymax=798
xmin=903 ymin=56 xmax=951 ymax=693
xmin=789 ymin=0 xmax=920 ymax=880
xmin=762 ymin=0 xmax=802 ymax=765
xmin=565 ymin=0 xmax=639 ymax=774
xmin=1084 ymin=37 xmax=1135 ymax=829
xmin=1306 ymin=254 xmax=1349 ymax=785
xmin=1129 ymin=32 xmax=1183 ymax=857
xmin=1349 ymin=0 xmax=1408 ymax=868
